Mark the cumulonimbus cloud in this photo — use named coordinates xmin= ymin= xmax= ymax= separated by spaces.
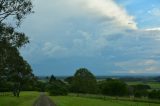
xmin=66 ymin=0 xmax=137 ymax=29
xmin=84 ymin=0 xmax=137 ymax=29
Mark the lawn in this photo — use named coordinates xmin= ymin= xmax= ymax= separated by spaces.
xmin=51 ymin=96 xmax=160 ymax=106
xmin=0 ymin=91 xmax=39 ymax=106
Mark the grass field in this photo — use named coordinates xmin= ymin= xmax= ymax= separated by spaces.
xmin=126 ymin=81 xmax=160 ymax=89
xmin=51 ymin=96 xmax=160 ymax=106
xmin=0 ymin=91 xmax=39 ymax=106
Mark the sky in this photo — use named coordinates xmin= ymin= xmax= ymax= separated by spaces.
xmin=19 ymin=0 xmax=160 ymax=76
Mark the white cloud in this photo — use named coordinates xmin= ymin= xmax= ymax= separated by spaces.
xmin=148 ymin=8 xmax=160 ymax=17
xmin=42 ymin=42 xmax=68 ymax=57
xmin=115 ymin=59 xmax=157 ymax=67
xmin=145 ymin=27 xmax=160 ymax=31
xmin=20 ymin=0 xmax=160 ymax=75
xmin=143 ymin=28 xmax=160 ymax=41
xmin=114 ymin=59 xmax=160 ymax=74
xmin=30 ymin=0 xmax=137 ymax=30
xmin=84 ymin=0 xmax=137 ymax=29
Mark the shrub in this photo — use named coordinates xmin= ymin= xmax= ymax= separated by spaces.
xmin=47 ymin=75 xmax=68 ymax=96
xmin=148 ymin=90 xmax=160 ymax=99
xmin=98 ymin=79 xmax=128 ymax=96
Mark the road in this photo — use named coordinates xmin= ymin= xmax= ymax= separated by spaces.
xmin=33 ymin=93 xmax=56 ymax=106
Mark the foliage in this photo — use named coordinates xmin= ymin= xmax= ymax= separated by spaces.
xmin=0 ymin=43 xmax=35 ymax=96
xmin=0 ymin=0 xmax=33 ymax=25
xmin=148 ymin=90 xmax=160 ymax=99
xmin=47 ymin=75 xmax=68 ymax=96
xmin=71 ymin=68 xmax=97 ymax=94
xmin=130 ymin=84 xmax=151 ymax=97
xmin=65 ymin=76 xmax=74 ymax=84
xmin=34 ymin=80 xmax=47 ymax=92
xmin=0 ymin=0 xmax=34 ymax=97
xmin=98 ymin=79 xmax=128 ymax=96
xmin=131 ymin=84 xmax=151 ymax=91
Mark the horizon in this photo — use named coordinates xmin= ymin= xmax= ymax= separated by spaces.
xmin=19 ymin=0 xmax=160 ymax=76
xmin=1 ymin=1 xmax=160 ymax=106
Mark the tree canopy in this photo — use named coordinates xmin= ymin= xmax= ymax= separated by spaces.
xmin=71 ymin=68 xmax=97 ymax=94
xmin=98 ymin=79 xmax=128 ymax=96
xmin=0 ymin=0 xmax=33 ymax=25
xmin=47 ymin=75 xmax=68 ymax=96
xmin=0 ymin=0 xmax=34 ymax=97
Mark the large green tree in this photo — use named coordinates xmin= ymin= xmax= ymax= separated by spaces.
xmin=98 ymin=79 xmax=128 ymax=96
xmin=71 ymin=68 xmax=97 ymax=94
xmin=0 ymin=0 xmax=34 ymax=97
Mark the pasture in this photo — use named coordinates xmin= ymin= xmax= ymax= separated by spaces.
xmin=0 ymin=91 xmax=39 ymax=106
xmin=51 ymin=96 xmax=160 ymax=106
xmin=126 ymin=81 xmax=160 ymax=89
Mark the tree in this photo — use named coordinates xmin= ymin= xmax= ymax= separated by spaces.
xmin=0 ymin=0 xmax=33 ymax=25
xmin=98 ymin=79 xmax=128 ymax=96
xmin=0 ymin=45 xmax=34 ymax=97
xmin=130 ymin=84 xmax=151 ymax=98
xmin=0 ymin=34 xmax=32 ymax=97
xmin=0 ymin=0 xmax=34 ymax=97
xmin=49 ymin=75 xmax=56 ymax=83
xmin=34 ymin=80 xmax=47 ymax=92
xmin=65 ymin=76 xmax=74 ymax=84
xmin=71 ymin=68 xmax=97 ymax=94
xmin=47 ymin=75 xmax=68 ymax=96
xmin=0 ymin=0 xmax=33 ymax=66
xmin=148 ymin=90 xmax=160 ymax=99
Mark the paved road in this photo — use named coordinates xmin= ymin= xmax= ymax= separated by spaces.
xmin=33 ymin=93 xmax=56 ymax=106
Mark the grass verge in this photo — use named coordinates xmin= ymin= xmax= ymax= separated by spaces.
xmin=0 ymin=91 xmax=39 ymax=106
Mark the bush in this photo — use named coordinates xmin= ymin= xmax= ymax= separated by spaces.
xmin=47 ymin=75 xmax=68 ymax=96
xmin=148 ymin=90 xmax=160 ymax=99
xmin=48 ymin=80 xmax=68 ymax=96
xmin=130 ymin=84 xmax=150 ymax=98
xmin=98 ymin=79 xmax=128 ymax=96
xmin=134 ymin=90 xmax=148 ymax=98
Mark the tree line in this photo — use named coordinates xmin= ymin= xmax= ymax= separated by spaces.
xmin=43 ymin=68 xmax=160 ymax=100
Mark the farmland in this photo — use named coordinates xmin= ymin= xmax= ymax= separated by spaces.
xmin=126 ymin=81 xmax=160 ymax=89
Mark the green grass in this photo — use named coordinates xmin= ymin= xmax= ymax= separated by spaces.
xmin=51 ymin=96 xmax=160 ymax=106
xmin=68 ymin=93 xmax=160 ymax=104
xmin=148 ymin=82 xmax=160 ymax=89
xmin=0 ymin=91 xmax=39 ymax=106
xmin=126 ymin=81 xmax=160 ymax=89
